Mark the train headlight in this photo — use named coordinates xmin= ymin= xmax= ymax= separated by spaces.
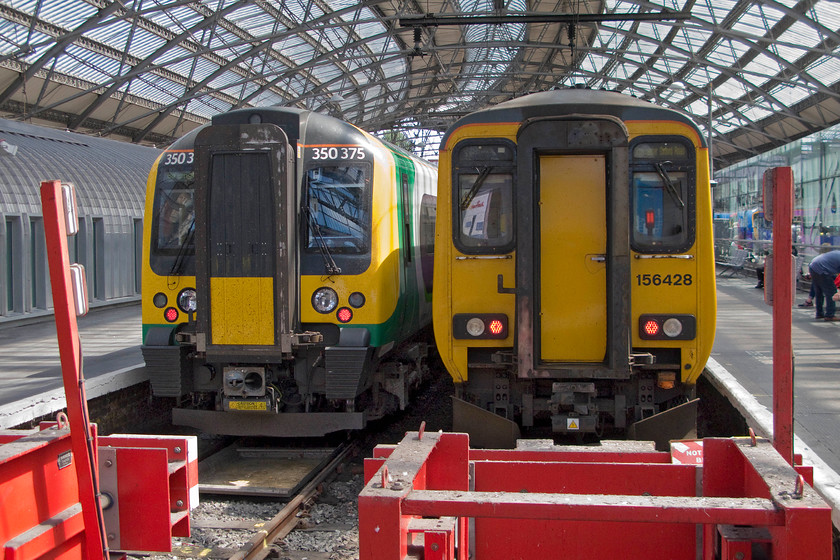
xmin=663 ymin=318 xmax=683 ymax=337
xmin=638 ymin=314 xmax=696 ymax=340
xmin=454 ymin=314 xmax=508 ymax=339
xmin=153 ymin=292 xmax=168 ymax=308
xmin=312 ymin=287 xmax=338 ymax=313
xmin=466 ymin=318 xmax=485 ymax=336
xmin=177 ymin=288 xmax=197 ymax=313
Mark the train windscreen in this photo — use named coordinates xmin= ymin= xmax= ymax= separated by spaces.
xmin=305 ymin=165 xmax=370 ymax=253
xmin=150 ymin=152 xmax=195 ymax=275
xmin=630 ymin=140 xmax=695 ymax=253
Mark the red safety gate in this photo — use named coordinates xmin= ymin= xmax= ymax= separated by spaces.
xmin=0 ymin=424 xmax=197 ymax=559
xmin=0 ymin=181 xmax=198 ymax=560
xmin=359 ymin=429 xmax=832 ymax=559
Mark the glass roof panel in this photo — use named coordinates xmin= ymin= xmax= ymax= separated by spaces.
xmin=812 ymin=1 xmax=840 ymax=29
xmin=0 ymin=0 xmax=838 ymax=166
xmin=40 ymin=0 xmax=97 ymax=27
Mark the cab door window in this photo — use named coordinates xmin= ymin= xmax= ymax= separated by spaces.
xmin=453 ymin=141 xmax=515 ymax=254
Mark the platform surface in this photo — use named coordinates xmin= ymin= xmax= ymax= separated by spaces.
xmin=712 ymin=276 xmax=840 ymax=472
xmin=0 ymin=303 xmax=145 ymax=428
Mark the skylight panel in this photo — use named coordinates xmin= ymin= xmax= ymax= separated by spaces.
xmin=84 ymin=19 xmax=131 ymax=46
xmin=715 ymin=78 xmax=750 ymax=101
xmin=354 ymin=20 xmax=389 ymax=41
xmin=731 ymin=11 xmax=773 ymax=37
xmin=381 ymin=58 xmax=407 ymax=77
xmin=606 ymin=0 xmax=640 ymax=15
xmin=186 ymin=95 xmax=231 ymax=117
xmin=229 ymin=7 xmax=283 ymax=38
xmin=148 ymin=5 xmax=204 ymax=32
xmin=812 ymin=1 xmax=840 ymax=30
xmin=124 ymin=30 xmax=166 ymax=60
xmin=772 ymin=0 xmax=803 ymax=8
xmin=153 ymin=45 xmax=194 ymax=66
xmin=60 ymin=48 xmax=119 ymax=83
xmin=283 ymin=0 xmax=326 ymax=24
xmin=778 ymin=21 xmax=821 ymax=54
xmin=742 ymin=53 xmax=785 ymax=81
xmin=40 ymin=0 xmax=98 ymax=27
xmin=770 ymin=83 xmax=811 ymax=107
xmin=740 ymin=104 xmax=772 ymax=123
xmin=127 ymin=75 xmax=180 ymax=105
xmin=680 ymin=25 xmax=712 ymax=51
xmin=226 ymin=3 xmax=265 ymax=26
xmin=583 ymin=53 xmax=611 ymax=74
xmin=703 ymin=45 xmax=738 ymax=69
xmin=807 ymin=56 xmax=840 ymax=85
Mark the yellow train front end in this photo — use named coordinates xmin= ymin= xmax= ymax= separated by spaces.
xmin=433 ymin=89 xmax=716 ymax=447
xmin=140 ymin=107 xmax=436 ymax=437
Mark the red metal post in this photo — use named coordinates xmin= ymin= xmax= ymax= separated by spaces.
xmin=40 ymin=180 xmax=108 ymax=559
xmin=769 ymin=167 xmax=794 ymax=464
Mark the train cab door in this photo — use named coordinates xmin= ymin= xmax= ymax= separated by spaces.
xmin=515 ymin=117 xmax=631 ymax=379
xmin=193 ymin=123 xmax=297 ymax=356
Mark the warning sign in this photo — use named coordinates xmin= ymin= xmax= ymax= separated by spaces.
xmin=671 ymin=440 xmax=704 ymax=465
xmin=567 ymin=418 xmax=580 ymax=430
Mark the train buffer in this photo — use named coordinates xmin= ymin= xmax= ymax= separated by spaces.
xmin=716 ymin=247 xmax=750 ymax=277
xmin=359 ymin=430 xmax=833 ymax=559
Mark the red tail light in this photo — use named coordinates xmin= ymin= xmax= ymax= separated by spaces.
xmin=337 ymin=307 xmax=353 ymax=323
xmin=453 ymin=314 xmax=508 ymax=339
xmin=643 ymin=319 xmax=660 ymax=336
xmin=164 ymin=307 xmax=179 ymax=322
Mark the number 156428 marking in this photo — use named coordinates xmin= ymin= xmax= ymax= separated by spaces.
xmin=636 ymin=273 xmax=693 ymax=286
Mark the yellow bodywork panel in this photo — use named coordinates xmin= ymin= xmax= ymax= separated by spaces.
xmin=210 ymin=277 xmax=275 ymax=345
xmin=539 ymin=155 xmax=607 ymax=362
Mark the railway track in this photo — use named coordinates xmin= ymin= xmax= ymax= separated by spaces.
xmin=132 ymin=440 xmax=360 ymax=559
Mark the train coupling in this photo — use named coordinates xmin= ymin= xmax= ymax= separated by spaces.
xmin=549 ymin=382 xmax=598 ymax=433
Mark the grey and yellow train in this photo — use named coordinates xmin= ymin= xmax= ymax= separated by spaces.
xmin=432 ymin=89 xmax=717 ymax=447
xmin=141 ymin=108 xmax=437 ymax=437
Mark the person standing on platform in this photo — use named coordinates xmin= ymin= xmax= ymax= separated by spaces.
xmin=807 ymin=250 xmax=840 ymax=321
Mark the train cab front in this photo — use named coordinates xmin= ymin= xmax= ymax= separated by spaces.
xmin=142 ymin=113 xmax=367 ymax=437
xmin=435 ymin=104 xmax=716 ymax=449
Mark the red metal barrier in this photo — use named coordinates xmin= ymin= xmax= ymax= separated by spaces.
xmin=1 ymin=424 xmax=197 ymax=559
xmin=0 ymin=181 xmax=198 ymax=559
xmin=359 ymin=431 xmax=832 ymax=559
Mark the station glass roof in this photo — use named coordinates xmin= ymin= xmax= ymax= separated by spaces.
xmin=0 ymin=0 xmax=838 ymax=168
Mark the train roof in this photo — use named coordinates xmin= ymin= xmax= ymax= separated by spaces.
xmin=442 ymin=88 xmax=706 ymax=149
xmin=170 ymin=106 xmax=433 ymax=167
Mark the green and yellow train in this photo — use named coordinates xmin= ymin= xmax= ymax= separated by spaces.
xmin=432 ymin=89 xmax=717 ymax=447
xmin=141 ymin=107 xmax=436 ymax=437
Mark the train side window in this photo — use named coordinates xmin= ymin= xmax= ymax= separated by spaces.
xmin=630 ymin=139 xmax=695 ymax=253
xmin=453 ymin=141 xmax=515 ymax=253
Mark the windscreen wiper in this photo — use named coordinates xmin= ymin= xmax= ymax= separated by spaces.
xmin=169 ymin=217 xmax=195 ymax=277
xmin=654 ymin=161 xmax=685 ymax=209
xmin=460 ymin=166 xmax=493 ymax=210
xmin=305 ymin=206 xmax=341 ymax=275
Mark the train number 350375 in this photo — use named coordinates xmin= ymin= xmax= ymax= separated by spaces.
xmin=635 ymin=273 xmax=693 ymax=286
xmin=310 ymin=146 xmax=367 ymax=160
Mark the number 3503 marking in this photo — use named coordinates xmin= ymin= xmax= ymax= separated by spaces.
xmin=635 ymin=273 xmax=693 ymax=286
xmin=163 ymin=151 xmax=194 ymax=166
xmin=310 ymin=146 xmax=367 ymax=160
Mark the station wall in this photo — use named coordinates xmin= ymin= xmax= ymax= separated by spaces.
xmin=0 ymin=119 xmax=160 ymax=323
